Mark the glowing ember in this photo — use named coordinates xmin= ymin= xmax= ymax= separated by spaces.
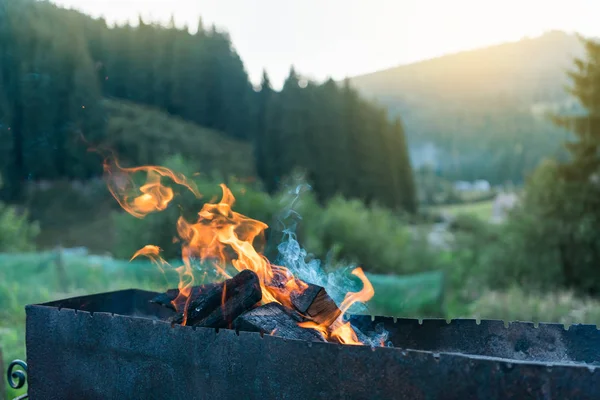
xmin=103 ymin=158 xmax=376 ymax=345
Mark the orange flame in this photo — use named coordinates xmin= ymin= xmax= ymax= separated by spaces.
xmin=298 ymin=268 xmax=374 ymax=345
xmin=130 ymin=244 xmax=194 ymax=322
xmin=104 ymin=159 xmax=376 ymax=345
xmin=103 ymin=157 xmax=202 ymax=219
xmin=175 ymin=183 xmax=308 ymax=308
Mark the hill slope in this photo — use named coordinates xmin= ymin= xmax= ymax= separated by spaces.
xmin=28 ymin=99 xmax=256 ymax=252
xmin=102 ymin=99 xmax=256 ymax=179
xmin=350 ymin=31 xmax=586 ymax=183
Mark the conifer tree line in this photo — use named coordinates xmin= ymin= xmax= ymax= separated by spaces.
xmin=0 ymin=0 xmax=416 ymax=212
xmin=553 ymin=37 xmax=600 ymax=183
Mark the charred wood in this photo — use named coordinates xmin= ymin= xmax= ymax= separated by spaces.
xmin=233 ymin=302 xmax=327 ymax=342
xmin=151 ymin=284 xmax=219 ymax=311
xmin=290 ymin=283 xmax=341 ymax=325
xmin=170 ymin=269 xmax=262 ymax=328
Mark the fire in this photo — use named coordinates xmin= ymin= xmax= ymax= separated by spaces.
xmin=104 ymin=158 xmax=375 ymax=345
xmin=103 ymin=157 xmax=202 ymax=218
xmin=298 ymin=268 xmax=374 ymax=345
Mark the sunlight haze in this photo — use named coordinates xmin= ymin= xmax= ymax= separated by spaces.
xmin=50 ymin=0 xmax=600 ymax=88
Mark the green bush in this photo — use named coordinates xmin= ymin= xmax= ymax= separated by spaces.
xmin=469 ymin=286 xmax=600 ymax=325
xmin=293 ymin=194 xmax=442 ymax=276
xmin=439 ymin=158 xmax=600 ymax=296
xmin=475 ymin=160 xmax=600 ymax=294
xmin=0 ymin=203 xmax=40 ymax=252
xmin=423 ymin=214 xmax=499 ymax=314
xmin=0 ymin=175 xmax=40 ymax=252
xmin=22 ymin=178 xmax=112 ymax=251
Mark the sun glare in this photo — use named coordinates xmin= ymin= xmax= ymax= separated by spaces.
xmin=50 ymin=0 xmax=595 ymax=87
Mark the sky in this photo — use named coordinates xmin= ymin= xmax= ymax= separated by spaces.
xmin=52 ymin=0 xmax=597 ymax=89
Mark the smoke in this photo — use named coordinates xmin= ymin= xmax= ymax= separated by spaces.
xmin=272 ymin=182 xmax=391 ymax=347
xmin=273 ymin=181 xmax=367 ymax=314
xmin=277 ymin=230 xmax=392 ymax=346
xmin=278 ymin=230 xmax=363 ymax=309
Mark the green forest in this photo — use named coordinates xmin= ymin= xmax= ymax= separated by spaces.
xmin=0 ymin=0 xmax=415 ymax=212
xmin=2 ymin=1 xmax=600 ymax=397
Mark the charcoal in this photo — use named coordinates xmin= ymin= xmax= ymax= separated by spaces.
xmin=170 ymin=269 xmax=262 ymax=328
xmin=290 ymin=283 xmax=341 ymax=325
xmin=151 ymin=284 xmax=219 ymax=311
xmin=233 ymin=302 xmax=327 ymax=342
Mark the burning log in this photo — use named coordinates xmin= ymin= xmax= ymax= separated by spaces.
xmin=151 ymin=284 xmax=218 ymax=311
xmin=290 ymin=283 xmax=341 ymax=324
xmin=169 ymin=270 xmax=262 ymax=328
xmin=233 ymin=302 xmax=327 ymax=342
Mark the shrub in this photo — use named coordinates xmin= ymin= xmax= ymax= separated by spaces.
xmin=478 ymin=159 xmax=600 ymax=294
xmin=441 ymin=158 xmax=600 ymax=295
xmin=22 ymin=178 xmax=111 ymax=251
xmin=469 ymin=286 xmax=600 ymax=325
xmin=0 ymin=203 xmax=40 ymax=252
xmin=0 ymin=175 xmax=40 ymax=252
xmin=295 ymin=195 xmax=441 ymax=276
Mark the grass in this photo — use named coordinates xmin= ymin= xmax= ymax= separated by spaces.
xmin=430 ymin=200 xmax=495 ymax=220
xmin=365 ymin=271 xmax=445 ymax=318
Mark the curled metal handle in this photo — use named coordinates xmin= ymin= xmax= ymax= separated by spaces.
xmin=7 ymin=359 xmax=28 ymax=399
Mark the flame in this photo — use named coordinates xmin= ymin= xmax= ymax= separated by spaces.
xmin=298 ymin=268 xmax=374 ymax=345
xmin=104 ymin=158 xmax=376 ymax=345
xmin=175 ymin=183 xmax=308 ymax=308
xmin=130 ymin=244 xmax=194 ymax=322
xmin=103 ymin=157 xmax=202 ymax=219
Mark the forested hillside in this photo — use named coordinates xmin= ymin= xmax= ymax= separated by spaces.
xmin=103 ymin=99 xmax=255 ymax=178
xmin=0 ymin=0 xmax=416 ymax=212
xmin=351 ymin=31 xmax=586 ymax=183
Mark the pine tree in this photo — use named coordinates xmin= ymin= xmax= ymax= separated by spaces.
xmin=278 ymin=67 xmax=311 ymax=178
xmin=391 ymin=118 xmax=418 ymax=212
xmin=255 ymin=70 xmax=273 ymax=185
xmin=0 ymin=0 xmax=105 ymax=195
xmin=530 ymin=35 xmax=600 ymax=292
xmin=554 ymin=37 xmax=600 ymax=181
xmin=310 ymin=79 xmax=347 ymax=200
